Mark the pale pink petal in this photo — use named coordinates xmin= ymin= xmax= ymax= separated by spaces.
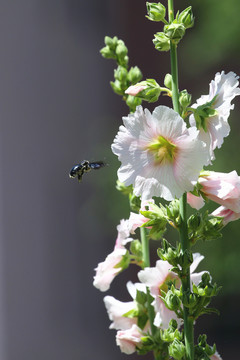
xmin=93 ymin=248 xmax=127 ymax=292
xmin=116 ymin=324 xmax=143 ymax=354
xmin=187 ymin=192 xmax=205 ymax=210
xmin=125 ymin=84 xmax=147 ymax=96
xmin=103 ymin=296 xmax=136 ymax=330
xmin=212 ymin=206 xmax=240 ymax=225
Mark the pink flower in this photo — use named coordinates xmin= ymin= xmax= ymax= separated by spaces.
xmin=112 ymin=105 xmax=209 ymax=201
xmin=138 ymin=253 xmax=205 ymax=328
xmin=211 ymin=206 xmax=240 ymax=225
xmin=103 ymin=281 xmax=146 ymax=330
xmin=93 ymin=247 xmax=127 ymax=292
xmin=93 ymin=220 xmax=132 ymax=291
xmin=187 ymin=192 xmax=205 ymax=210
xmin=125 ymin=84 xmax=147 ymax=96
xmin=190 ymin=71 xmax=240 ymax=161
xmin=199 ymin=170 xmax=240 ymax=212
xmin=116 ymin=324 xmax=143 ymax=354
xmin=128 ymin=199 xmax=155 ymax=233
xmin=211 ymin=351 xmax=222 ymax=360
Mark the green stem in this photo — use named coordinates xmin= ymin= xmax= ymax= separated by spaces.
xmin=167 ymin=1 xmax=194 ymax=359
xmin=140 ymin=227 xmax=156 ymax=333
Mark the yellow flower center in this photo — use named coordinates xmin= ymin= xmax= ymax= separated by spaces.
xmin=147 ymin=136 xmax=177 ymax=165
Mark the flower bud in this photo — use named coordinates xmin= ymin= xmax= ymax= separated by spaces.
xmin=127 ymin=66 xmax=143 ymax=84
xmin=153 ymin=32 xmax=170 ymax=52
xmin=126 ymin=95 xmax=142 ymax=113
xmin=100 ymin=46 xmax=115 ymax=59
xmin=164 ymin=290 xmax=181 ymax=311
xmin=110 ymin=80 xmax=124 ymax=96
xmin=104 ymin=35 xmax=118 ymax=50
xmin=164 ymin=73 xmax=172 ymax=90
xmin=126 ymin=79 xmax=161 ymax=103
xmin=178 ymin=6 xmax=194 ymax=29
xmin=114 ymin=66 xmax=128 ymax=82
xmin=169 ymin=339 xmax=186 ymax=360
xmin=146 ymin=2 xmax=166 ymax=22
xmin=164 ymin=23 xmax=185 ymax=44
xmin=179 ymin=89 xmax=192 ymax=109
xmin=116 ymin=40 xmax=128 ymax=58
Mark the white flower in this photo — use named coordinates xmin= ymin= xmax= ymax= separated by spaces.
xmin=103 ymin=281 xmax=146 ymax=330
xmin=93 ymin=219 xmax=132 ymax=292
xmin=211 ymin=351 xmax=222 ymax=360
xmin=112 ymin=105 xmax=209 ymax=202
xmin=189 ymin=71 xmax=240 ymax=161
xmin=138 ymin=253 xmax=205 ymax=329
xmin=116 ymin=324 xmax=143 ymax=354
xmin=93 ymin=247 xmax=127 ymax=292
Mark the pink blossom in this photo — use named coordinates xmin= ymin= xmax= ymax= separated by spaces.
xmin=138 ymin=253 xmax=205 ymax=328
xmin=125 ymin=84 xmax=147 ymax=96
xmin=211 ymin=351 xmax=222 ymax=360
xmin=93 ymin=247 xmax=127 ymax=292
xmin=187 ymin=192 xmax=205 ymax=210
xmin=211 ymin=206 xmax=240 ymax=225
xmin=103 ymin=281 xmax=146 ymax=330
xmin=116 ymin=324 xmax=143 ymax=354
xmin=199 ymin=170 xmax=240 ymax=212
xmin=112 ymin=105 xmax=209 ymax=201
xmin=93 ymin=220 xmax=133 ymax=291
xmin=128 ymin=199 xmax=155 ymax=233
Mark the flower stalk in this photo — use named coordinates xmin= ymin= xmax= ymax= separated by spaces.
xmin=168 ymin=0 xmax=194 ymax=359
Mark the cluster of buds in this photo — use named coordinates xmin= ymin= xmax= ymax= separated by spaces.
xmin=100 ymin=36 xmax=143 ymax=112
xmin=146 ymin=3 xmax=194 ymax=52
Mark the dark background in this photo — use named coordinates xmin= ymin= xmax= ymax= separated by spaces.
xmin=0 ymin=0 xmax=239 ymax=359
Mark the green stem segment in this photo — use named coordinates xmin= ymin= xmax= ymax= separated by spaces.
xmin=168 ymin=1 xmax=194 ymax=359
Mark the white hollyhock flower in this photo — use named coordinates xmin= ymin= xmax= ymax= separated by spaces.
xmin=93 ymin=220 xmax=132 ymax=292
xmin=138 ymin=253 xmax=205 ymax=329
xmin=189 ymin=71 xmax=240 ymax=160
xmin=103 ymin=281 xmax=146 ymax=330
xmin=112 ymin=105 xmax=209 ymax=201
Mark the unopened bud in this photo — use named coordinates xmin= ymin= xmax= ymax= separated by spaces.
xmin=114 ymin=66 xmax=128 ymax=82
xmin=100 ymin=46 xmax=115 ymax=59
xmin=179 ymin=89 xmax=192 ymax=109
xmin=164 ymin=23 xmax=185 ymax=44
xmin=164 ymin=73 xmax=172 ymax=90
xmin=178 ymin=6 xmax=194 ymax=29
xmin=169 ymin=339 xmax=186 ymax=360
xmin=153 ymin=32 xmax=170 ymax=52
xmin=126 ymin=79 xmax=161 ymax=103
xmin=127 ymin=66 xmax=143 ymax=84
xmin=146 ymin=2 xmax=166 ymax=22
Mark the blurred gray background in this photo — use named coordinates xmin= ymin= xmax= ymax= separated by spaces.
xmin=0 ymin=0 xmax=239 ymax=359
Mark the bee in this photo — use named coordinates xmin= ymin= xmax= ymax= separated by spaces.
xmin=69 ymin=160 xmax=106 ymax=182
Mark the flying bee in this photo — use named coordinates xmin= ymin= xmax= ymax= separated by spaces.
xmin=69 ymin=160 xmax=106 ymax=182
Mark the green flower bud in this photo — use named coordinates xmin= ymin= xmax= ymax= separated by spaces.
xmin=164 ymin=23 xmax=185 ymax=44
xmin=153 ymin=32 xmax=170 ymax=52
xmin=126 ymin=95 xmax=142 ymax=113
xmin=127 ymin=66 xmax=143 ymax=84
xmin=146 ymin=2 xmax=166 ymax=22
xmin=164 ymin=73 xmax=172 ymax=90
xmin=169 ymin=339 xmax=186 ymax=360
xmin=179 ymin=89 xmax=192 ymax=109
xmin=178 ymin=6 xmax=194 ymax=29
xmin=165 ymin=290 xmax=181 ymax=311
xmin=114 ymin=65 xmax=128 ymax=82
xmin=110 ymin=79 xmax=124 ymax=95
xmin=104 ymin=35 xmax=118 ymax=50
xmin=116 ymin=40 xmax=128 ymax=58
xmin=100 ymin=45 xmax=115 ymax=59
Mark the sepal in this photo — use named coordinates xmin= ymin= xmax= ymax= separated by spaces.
xmin=164 ymin=23 xmax=185 ymax=44
xmin=194 ymin=335 xmax=217 ymax=359
xmin=114 ymin=250 xmax=131 ymax=270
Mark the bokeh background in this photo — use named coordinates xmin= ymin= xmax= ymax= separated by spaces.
xmin=0 ymin=0 xmax=239 ymax=359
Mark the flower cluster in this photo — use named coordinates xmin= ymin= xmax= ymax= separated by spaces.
xmin=94 ymin=2 xmax=240 ymax=358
